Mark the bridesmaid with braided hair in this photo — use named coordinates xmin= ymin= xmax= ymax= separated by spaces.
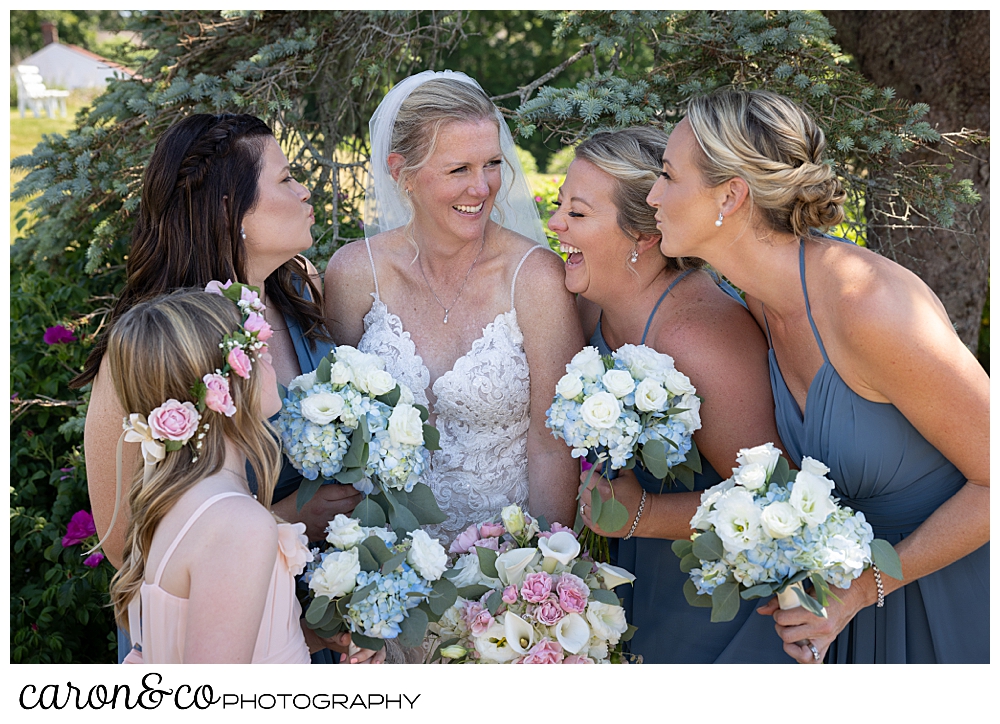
xmin=74 ymin=114 xmax=375 ymax=663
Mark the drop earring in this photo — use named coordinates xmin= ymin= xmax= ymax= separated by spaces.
xmin=715 ymin=212 xmax=724 ymax=227
xmin=629 ymin=246 xmax=639 ymax=263
xmin=240 ymin=226 xmax=247 ymax=240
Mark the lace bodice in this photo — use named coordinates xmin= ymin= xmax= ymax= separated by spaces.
xmin=357 ymin=242 xmax=538 ymax=544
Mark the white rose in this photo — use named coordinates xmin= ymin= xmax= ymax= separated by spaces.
xmin=555 ymin=373 xmax=584 ymax=400
xmin=450 ymin=552 xmax=499 ymax=588
xmin=324 ymin=514 xmax=367 ymax=549
xmin=759 ymin=501 xmax=802 ymax=539
xmin=537 ymin=531 xmax=581 ymax=565
xmin=406 ymin=529 xmax=448 ymax=581
xmin=689 ymin=478 xmax=735 ymax=530
xmin=362 ymin=526 xmax=398 ymax=547
xmin=333 ymin=346 xmax=371 ymax=371
xmin=495 ymin=547 xmax=539 ymax=588
xmin=710 ymin=488 xmax=763 ymax=553
xmin=568 ymin=347 xmax=605 ymax=380
xmin=661 ymin=367 xmax=696 ymax=396
xmin=330 ymin=361 xmax=352 ymax=386
xmin=733 ymin=462 xmax=769 ymax=492
xmin=503 ymin=612 xmax=539 ymax=655
xmin=800 ymin=456 xmax=831 ymax=478
xmin=674 ymin=393 xmax=702 ymax=433
xmin=596 ymin=562 xmax=636 ymax=589
xmin=580 ymin=392 xmax=622 ymax=429
xmin=585 ymin=601 xmax=628 ymax=644
xmin=387 ymin=403 xmax=424 ymax=447
xmin=397 ymin=383 xmax=415 ymax=405
xmin=601 ymin=369 xmax=636 ymax=399
xmin=309 ymin=548 xmax=360 ymax=599
xmin=736 ymin=443 xmax=782 ymax=478
xmin=474 ymin=620 xmax=520 ymax=663
xmin=820 ymin=534 xmax=869 ymax=575
xmin=790 ymin=471 xmax=837 ymax=526
xmin=358 ymin=368 xmax=396 ymax=396
xmin=554 ymin=612 xmax=591 ymax=654
xmin=614 ymin=344 xmax=671 ymax=382
xmin=634 ymin=378 xmax=669 ymax=413
xmin=287 ymin=370 xmax=317 ymax=393
xmin=299 ymin=391 xmax=345 ymax=425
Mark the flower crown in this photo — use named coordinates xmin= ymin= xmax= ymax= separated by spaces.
xmin=122 ymin=280 xmax=273 ymax=466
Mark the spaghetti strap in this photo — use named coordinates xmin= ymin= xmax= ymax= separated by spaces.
xmin=799 ymin=240 xmax=831 ymax=364
xmin=760 ymin=303 xmax=775 ymax=348
xmin=364 ymin=237 xmax=381 ymax=301
xmin=151 ymin=492 xmax=247 ymax=587
xmin=509 ymin=245 xmax=540 ymax=310
xmin=641 ymin=268 xmax=694 ymax=344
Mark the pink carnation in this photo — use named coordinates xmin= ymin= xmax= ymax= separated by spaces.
xmin=502 ymin=585 xmax=518 ymax=605
xmin=148 ymin=399 xmax=200 ymax=442
xmin=204 ymin=279 xmax=234 ymax=296
xmin=522 ymin=638 xmax=563 ymax=664
xmin=228 ymin=347 xmax=253 ymax=379
xmin=203 ymin=373 xmax=236 ymax=417
xmin=449 ymin=524 xmax=480 ymax=554
xmin=562 ymin=654 xmax=595 ymax=664
xmin=462 ymin=602 xmax=493 ymax=636
xmin=521 ymin=572 xmax=553 ymax=603
xmin=534 ymin=597 xmax=566 ymax=626
xmin=244 ymin=312 xmax=273 ymax=342
xmin=479 ymin=522 xmax=505 ymax=538
xmin=62 ymin=510 xmax=96 ymax=547
xmin=556 ymin=573 xmax=590 ymax=614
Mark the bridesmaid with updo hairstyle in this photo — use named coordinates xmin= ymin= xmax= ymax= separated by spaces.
xmin=647 ymin=89 xmax=989 ymax=664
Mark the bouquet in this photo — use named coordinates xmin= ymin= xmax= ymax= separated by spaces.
xmin=674 ymin=443 xmax=902 ymax=622
xmin=300 ymin=514 xmax=459 ymax=651
xmin=426 ymin=505 xmax=639 ymax=663
xmin=545 ymin=345 xmax=703 ymax=558
xmin=277 ymin=346 xmax=444 ymax=534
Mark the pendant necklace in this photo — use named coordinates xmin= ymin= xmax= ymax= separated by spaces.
xmin=419 ymin=238 xmax=485 ymax=324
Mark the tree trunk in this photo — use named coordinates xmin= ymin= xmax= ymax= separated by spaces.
xmin=823 ymin=10 xmax=989 ymax=351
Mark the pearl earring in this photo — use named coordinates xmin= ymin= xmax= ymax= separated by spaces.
xmin=629 ymin=246 xmax=639 ymax=264
xmin=715 ymin=212 xmax=723 ymax=227
xmin=240 ymin=226 xmax=247 ymax=240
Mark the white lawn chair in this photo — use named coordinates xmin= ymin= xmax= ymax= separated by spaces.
xmin=14 ymin=65 xmax=69 ymax=118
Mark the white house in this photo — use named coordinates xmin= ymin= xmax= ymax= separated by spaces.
xmin=16 ymin=22 xmax=135 ymax=90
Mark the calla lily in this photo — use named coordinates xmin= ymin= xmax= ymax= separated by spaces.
xmin=597 ymin=562 xmax=637 ymax=589
xmin=554 ymin=613 xmax=591 ymax=654
xmin=537 ymin=531 xmax=581 ymax=566
xmin=495 ymin=547 xmax=539 ymax=588
xmin=504 ymin=612 xmax=538 ymax=655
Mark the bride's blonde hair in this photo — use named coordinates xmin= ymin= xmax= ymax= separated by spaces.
xmin=106 ymin=289 xmax=281 ymax=631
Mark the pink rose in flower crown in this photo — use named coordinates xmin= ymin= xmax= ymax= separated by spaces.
xmin=522 ymin=638 xmax=563 ymax=664
xmin=244 ymin=312 xmax=273 ymax=342
xmin=562 ymin=654 xmax=595 ymax=664
xmin=479 ymin=521 xmax=505 ymax=538
xmin=204 ymin=279 xmax=234 ymax=296
xmin=240 ymin=286 xmax=263 ymax=312
xmin=203 ymin=374 xmax=236 ymax=417
xmin=502 ymin=585 xmax=518 ymax=605
xmin=521 ymin=572 xmax=553 ymax=603
xmin=148 ymin=400 xmax=201 ymax=442
xmin=449 ymin=524 xmax=480 ymax=554
xmin=534 ymin=597 xmax=566 ymax=626
xmin=556 ymin=573 xmax=590 ymax=614
xmin=228 ymin=347 xmax=253 ymax=379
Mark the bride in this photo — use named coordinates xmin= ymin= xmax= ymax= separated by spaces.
xmin=324 ymin=70 xmax=582 ymax=543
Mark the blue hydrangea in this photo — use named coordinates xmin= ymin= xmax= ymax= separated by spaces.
xmin=347 ymin=564 xmax=433 ymax=639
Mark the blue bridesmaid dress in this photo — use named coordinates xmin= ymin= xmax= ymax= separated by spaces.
xmin=592 ymin=269 xmax=791 ymax=664
xmin=765 ymin=241 xmax=989 ymax=663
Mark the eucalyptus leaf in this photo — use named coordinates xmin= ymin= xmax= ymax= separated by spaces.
xmin=359 ymin=412 xmax=371 ymax=443
xmin=783 ymin=569 xmax=811 ymax=587
xmin=315 ymin=599 xmax=343 ymax=630
xmin=598 ymin=496 xmax=629 ymax=533
xmin=348 ymin=581 xmax=377 ymax=606
xmin=398 ymin=607 xmax=429 ymax=648
xmin=678 ymin=553 xmax=700 ymax=573
xmin=622 ymin=623 xmax=638 ymax=643
xmin=671 ymin=539 xmax=693 ymax=559
xmin=691 ymin=530 xmax=724 ymax=561
xmin=361 ymin=536 xmax=393 ymax=565
xmin=571 ymin=560 xmax=594 ymax=578
xmin=351 ymin=632 xmax=385 ymax=652
xmin=809 ymin=572 xmax=840 ymax=608
xmin=683 ymin=579 xmax=714 ymax=608
xmin=684 ymin=438 xmax=702 ymax=474
xmin=376 ymin=384 xmax=401 ymax=407
xmin=485 ymin=590 xmax=503 ymax=616
xmin=334 ymin=467 xmax=366 ymax=485
xmin=794 ymin=586 xmax=827 ymax=618
xmin=589 ymin=485 xmax=603 ymax=526
xmin=295 ymin=475 xmax=324 ymax=512
xmin=313 ymin=621 xmax=346 ymax=639
xmin=315 ymin=356 xmax=331 ymax=384
xmin=352 ymin=497 xmax=387 ymax=528
xmin=277 ymin=382 xmax=287 ymax=401
xmin=536 ymin=514 xmax=550 ymax=532
xmin=870 ymin=538 xmax=903 ymax=580
xmin=741 ymin=583 xmax=777 ymax=600
xmin=382 ymin=487 xmax=420 ymax=536
xmin=342 ymin=430 xmax=367 ymax=468
xmin=423 ymin=424 xmax=441 ymax=451
xmin=710 ymin=582 xmax=740 ymax=623
xmin=640 ymin=440 xmax=670 ymax=479
xmin=476 ymin=546 xmax=499 ymax=579
xmin=589 ymin=588 xmax=621 ymax=606
xmin=428 ymin=578 xmax=458 ymax=616
xmin=402 ymin=483 xmax=446 ymax=524
xmin=381 ymin=551 xmax=407 ymax=575
xmin=355 ymin=542 xmax=380 ymax=573
xmin=304 ymin=595 xmax=331 ymax=626
xmin=415 ymin=404 xmax=430 ymax=423
xmin=673 ymin=464 xmax=695 ymax=491
xmin=456 ymin=584 xmax=493 ymax=600
xmin=772 ymin=456 xmax=791 ymax=486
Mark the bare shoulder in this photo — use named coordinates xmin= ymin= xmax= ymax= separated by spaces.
xmin=323 ymin=237 xmax=381 ymax=345
xmin=324 ymin=238 xmax=376 ymax=286
xmin=197 ymin=493 xmax=278 ymax=551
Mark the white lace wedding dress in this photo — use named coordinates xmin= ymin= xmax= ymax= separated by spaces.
xmin=358 ymin=240 xmax=539 ymax=546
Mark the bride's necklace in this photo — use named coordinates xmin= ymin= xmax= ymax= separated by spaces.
xmin=418 ymin=238 xmax=485 ymax=324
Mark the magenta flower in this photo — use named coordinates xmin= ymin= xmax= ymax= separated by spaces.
xmin=83 ymin=552 xmax=105 ymax=568
xmin=62 ymin=510 xmax=97 ymax=547
xmin=43 ymin=325 xmax=77 ymax=345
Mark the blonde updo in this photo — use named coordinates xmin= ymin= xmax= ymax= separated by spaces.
xmin=575 ymin=128 xmax=702 ymax=271
xmin=686 ymin=89 xmax=845 ymax=238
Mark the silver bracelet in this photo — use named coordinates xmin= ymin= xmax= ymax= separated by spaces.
xmin=872 ymin=564 xmax=885 ymax=608
xmin=623 ymin=490 xmax=647 ymax=541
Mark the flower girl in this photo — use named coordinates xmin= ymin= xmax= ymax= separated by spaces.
xmin=105 ymin=288 xmax=318 ymax=663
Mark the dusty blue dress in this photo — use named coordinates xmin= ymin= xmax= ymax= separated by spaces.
xmin=592 ymin=269 xmax=791 ymax=663
xmin=765 ymin=241 xmax=989 ymax=663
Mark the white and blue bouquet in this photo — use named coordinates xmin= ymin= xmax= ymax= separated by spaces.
xmin=301 ymin=515 xmax=458 ymax=651
xmin=545 ymin=345 xmax=703 ymax=549
xmin=674 ymin=443 xmax=903 ymax=621
xmin=278 ymin=345 xmax=443 ymax=534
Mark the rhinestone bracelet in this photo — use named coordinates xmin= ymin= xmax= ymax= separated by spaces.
xmin=872 ymin=564 xmax=885 ymax=608
xmin=623 ymin=490 xmax=647 ymax=541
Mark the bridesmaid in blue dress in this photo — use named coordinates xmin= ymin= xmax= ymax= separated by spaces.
xmin=548 ymin=128 xmax=791 ymax=663
xmin=74 ymin=114 xmax=371 ymax=663
xmin=647 ymin=89 xmax=989 ymax=663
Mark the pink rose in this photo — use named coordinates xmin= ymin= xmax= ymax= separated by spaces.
xmin=449 ymin=524 xmax=480 ymax=554
xmin=203 ymin=373 xmax=236 ymax=417
xmin=522 ymin=638 xmax=563 ymax=664
xmin=240 ymin=286 xmax=263 ymax=311
xmin=148 ymin=400 xmax=200 ymax=442
xmin=536 ymin=530 xmax=554 ymax=539
xmin=502 ymin=585 xmax=518 ymax=604
xmin=521 ymin=572 xmax=553 ymax=603
xmin=244 ymin=312 xmax=273 ymax=342
xmin=550 ymin=522 xmax=577 ymax=537
xmin=204 ymin=279 xmax=234 ymax=296
xmin=562 ymin=654 xmax=595 ymax=664
xmin=479 ymin=522 xmax=505 ymax=538
xmin=556 ymin=573 xmax=590 ymax=614
xmin=228 ymin=347 xmax=253 ymax=379
xmin=474 ymin=537 xmax=499 ymax=551
xmin=534 ymin=597 xmax=566 ymax=626
xmin=462 ymin=602 xmax=493 ymax=636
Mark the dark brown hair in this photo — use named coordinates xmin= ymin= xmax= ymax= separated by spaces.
xmin=72 ymin=113 xmax=330 ymax=388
